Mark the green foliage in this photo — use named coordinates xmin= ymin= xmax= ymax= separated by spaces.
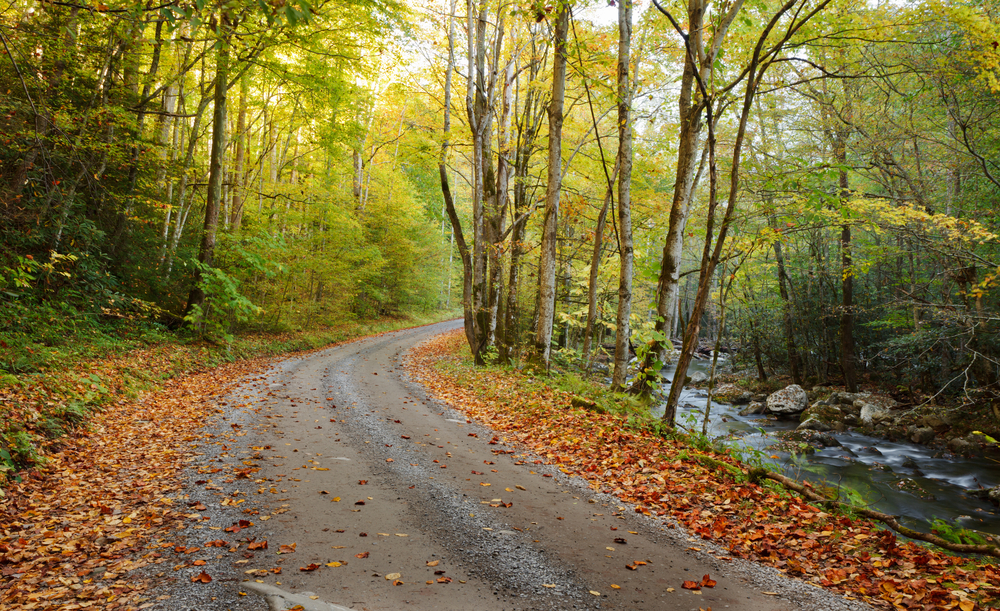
xmin=929 ymin=518 xmax=993 ymax=547
xmin=184 ymin=262 xmax=263 ymax=343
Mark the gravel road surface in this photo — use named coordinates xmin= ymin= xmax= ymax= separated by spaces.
xmin=150 ymin=320 xmax=869 ymax=611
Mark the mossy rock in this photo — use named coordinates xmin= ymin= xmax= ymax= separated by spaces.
xmin=799 ymin=403 xmax=844 ymax=424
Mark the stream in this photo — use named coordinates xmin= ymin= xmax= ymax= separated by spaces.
xmin=648 ymin=359 xmax=1000 ymax=539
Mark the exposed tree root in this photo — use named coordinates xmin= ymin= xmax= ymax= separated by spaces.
xmin=763 ymin=470 xmax=1000 ymax=558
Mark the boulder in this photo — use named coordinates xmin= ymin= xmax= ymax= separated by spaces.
xmin=969 ymin=485 xmax=1000 ymax=506
xmin=688 ymin=371 xmax=708 ymax=384
xmin=799 ymin=402 xmax=844 ymax=424
xmin=738 ymin=402 xmax=767 ymax=416
xmin=714 ymin=383 xmax=752 ymax=405
xmin=948 ymin=437 xmax=974 ymax=455
xmin=859 ymin=402 xmax=891 ymax=425
xmin=766 ymin=384 xmax=809 ymax=415
xmin=910 ymin=427 xmax=935 ymax=445
xmin=834 ymin=392 xmax=862 ymax=405
xmin=797 ymin=418 xmax=831 ymax=432
xmin=920 ymin=414 xmax=948 ymax=429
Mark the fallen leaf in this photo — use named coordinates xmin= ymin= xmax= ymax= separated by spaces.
xmin=682 ymin=580 xmax=700 ymax=590
xmin=191 ymin=572 xmax=212 ymax=583
xmin=386 ymin=572 xmax=401 ymax=580
xmin=700 ymin=574 xmax=716 ymax=588
xmin=300 ymin=563 xmax=321 ymax=572
xmin=427 ymin=560 xmax=440 ymax=567
xmin=279 ymin=543 xmax=296 ymax=554
xmin=355 ymin=552 xmax=369 ymax=558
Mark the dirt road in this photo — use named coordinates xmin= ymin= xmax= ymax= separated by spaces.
xmin=155 ymin=320 xmax=865 ymax=611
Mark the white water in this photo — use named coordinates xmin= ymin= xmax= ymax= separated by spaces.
xmin=649 ymin=359 xmax=1000 ymax=538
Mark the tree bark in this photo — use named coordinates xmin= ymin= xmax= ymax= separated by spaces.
xmin=185 ymin=17 xmax=230 ymax=317
xmin=582 ymin=160 xmax=619 ymax=365
xmin=612 ymin=0 xmax=634 ymax=389
xmin=231 ymin=72 xmax=249 ymax=230
xmin=532 ymin=4 xmax=568 ymax=368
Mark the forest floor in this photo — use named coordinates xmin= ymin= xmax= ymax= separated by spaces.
xmin=0 ymin=323 xmax=997 ymax=610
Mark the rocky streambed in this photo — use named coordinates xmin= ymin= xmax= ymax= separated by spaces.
xmin=651 ymin=361 xmax=1000 ymax=540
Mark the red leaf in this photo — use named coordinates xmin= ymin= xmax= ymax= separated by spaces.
xmin=682 ymin=580 xmax=700 ymax=590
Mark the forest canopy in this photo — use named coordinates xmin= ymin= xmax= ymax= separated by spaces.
xmin=3 ymin=0 xmax=1000 ymax=423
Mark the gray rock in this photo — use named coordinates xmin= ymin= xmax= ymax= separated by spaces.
xmin=859 ymin=402 xmax=890 ymax=425
xmin=910 ymin=427 xmax=935 ymax=445
xmin=969 ymin=485 xmax=1000 ymax=506
xmin=948 ymin=437 xmax=974 ymax=455
xmin=766 ymin=384 xmax=809 ymax=415
xmin=797 ymin=418 xmax=831 ymax=432
xmin=739 ymin=402 xmax=767 ymax=416
xmin=688 ymin=371 xmax=709 ymax=384
xmin=714 ymin=383 xmax=752 ymax=404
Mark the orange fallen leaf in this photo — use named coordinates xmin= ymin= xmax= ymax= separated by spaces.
xmin=191 ymin=572 xmax=212 ymax=583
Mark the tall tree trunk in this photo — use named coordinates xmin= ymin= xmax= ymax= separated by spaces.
xmin=582 ymin=160 xmax=619 ymax=364
xmin=440 ymin=0 xmax=476 ymax=353
xmin=488 ymin=57 xmax=515 ymax=349
xmin=231 ymin=72 xmax=248 ymax=230
xmin=500 ymin=28 xmax=547 ymax=363
xmin=630 ymin=0 xmax=709 ymax=392
xmin=532 ymin=5 xmax=568 ymax=368
xmin=768 ymin=207 xmax=803 ymax=385
xmin=838 ymin=156 xmax=858 ymax=392
xmin=185 ymin=19 xmax=230 ymax=317
xmin=612 ymin=0 xmax=634 ymax=389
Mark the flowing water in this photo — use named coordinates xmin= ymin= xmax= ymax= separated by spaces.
xmin=649 ymin=359 xmax=1000 ymax=538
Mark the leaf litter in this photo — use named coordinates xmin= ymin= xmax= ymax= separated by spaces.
xmin=0 ymin=355 xmax=273 ymax=610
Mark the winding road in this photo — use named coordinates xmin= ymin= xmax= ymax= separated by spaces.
xmin=158 ymin=320 xmax=866 ymax=611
